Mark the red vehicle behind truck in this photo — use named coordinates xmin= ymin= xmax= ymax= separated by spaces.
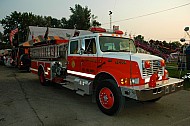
xmin=30 ymin=27 xmax=184 ymax=115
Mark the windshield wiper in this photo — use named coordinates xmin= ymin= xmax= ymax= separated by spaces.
xmin=103 ymin=50 xmax=119 ymax=52
xmin=120 ymin=50 xmax=130 ymax=52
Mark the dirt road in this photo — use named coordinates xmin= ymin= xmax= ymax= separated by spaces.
xmin=0 ymin=65 xmax=190 ymax=126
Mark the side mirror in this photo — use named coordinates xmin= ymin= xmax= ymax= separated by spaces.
xmin=79 ymin=48 xmax=85 ymax=55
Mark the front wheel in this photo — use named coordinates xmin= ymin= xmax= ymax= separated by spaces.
xmin=96 ymin=79 xmax=125 ymax=116
xmin=39 ymin=70 xmax=48 ymax=86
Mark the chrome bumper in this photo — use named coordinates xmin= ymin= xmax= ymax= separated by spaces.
xmin=121 ymin=78 xmax=184 ymax=101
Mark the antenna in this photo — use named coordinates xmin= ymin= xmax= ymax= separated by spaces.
xmin=109 ymin=11 xmax=113 ymax=30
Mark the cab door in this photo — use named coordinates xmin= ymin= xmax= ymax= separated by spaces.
xmin=80 ymin=37 xmax=98 ymax=78
xmin=67 ymin=39 xmax=81 ymax=72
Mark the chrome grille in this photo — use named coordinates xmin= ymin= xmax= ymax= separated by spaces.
xmin=142 ymin=60 xmax=164 ymax=77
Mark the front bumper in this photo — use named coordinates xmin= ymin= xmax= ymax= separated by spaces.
xmin=121 ymin=78 xmax=184 ymax=101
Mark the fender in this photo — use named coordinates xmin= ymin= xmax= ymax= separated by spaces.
xmin=38 ymin=64 xmax=45 ymax=75
xmin=98 ymin=68 xmax=129 ymax=87
xmin=97 ymin=58 xmax=145 ymax=86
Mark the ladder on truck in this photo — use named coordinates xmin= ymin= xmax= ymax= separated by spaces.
xmin=30 ymin=43 xmax=68 ymax=59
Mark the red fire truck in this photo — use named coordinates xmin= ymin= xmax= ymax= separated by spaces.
xmin=30 ymin=27 xmax=184 ymax=115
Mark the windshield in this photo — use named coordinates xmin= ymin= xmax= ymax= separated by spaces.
xmin=99 ymin=36 xmax=136 ymax=53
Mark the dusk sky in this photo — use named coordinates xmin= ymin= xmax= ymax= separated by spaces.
xmin=0 ymin=0 xmax=189 ymax=42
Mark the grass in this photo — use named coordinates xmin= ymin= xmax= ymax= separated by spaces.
xmin=166 ymin=62 xmax=190 ymax=90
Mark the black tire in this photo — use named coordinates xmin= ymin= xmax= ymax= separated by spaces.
xmin=39 ymin=70 xmax=48 ymax=86
xmin=27 ymin=67 xmax=30 ymax=72
xmin=95 ymin=79 xmax=125 ymax=116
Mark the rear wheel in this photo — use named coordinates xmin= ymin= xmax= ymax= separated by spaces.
xmin=39 ymin=70 xmax=48 ymax=86
xmin=27 ymin=67 xmax=30 ymax=72
xmin=96 ymin=79 xmax=125 ymax=116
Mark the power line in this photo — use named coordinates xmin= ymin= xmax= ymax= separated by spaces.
xmin=102 ymin=2 xmax=190 ymax=25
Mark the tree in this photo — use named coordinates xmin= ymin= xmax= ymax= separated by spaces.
xmin=60 ymin=17 xmax=68 ymax=28
xmin=169 ymin=41 xmax=182 ymax=49
xmin=0 ymin=5 xmax=101 ymax=45
xmin=134 ymin=35 xmax=145 ymax=43
xmin=0 ymin=11 xmax=64 ymax=44
xmin=66 ymin=4 xmax=91 ymax=29
xmin=162 ymin=40 xmax=169 ymax=48
xmin=0 ymin=32 xmax=2 ymax=42
xmin=1 ymin=11 xmax=36 ymax=44
xmin=66 ymin=4 xmax=101 ymax=29
xmin=91 ymin=14 xmax=101 ymax=27
xmin=0 ymin=11 xmax=20 ymax=44
xmin=51 ymin=18 xmax=61 ymax=28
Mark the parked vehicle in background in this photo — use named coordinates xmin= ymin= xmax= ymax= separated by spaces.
xmin=0 ymin=55 xmax=4 ymax=65
xmin=0 ymin=50 xmax=4 ymax=65
xmin=2 ymin=49 xmax=16 ymax=67
xmin=11 ymin=47 xmax=30 ymax=67
xmin=18 ymin=54 xmax=31 ymax=71
xmin=4 ymin=56 xmax=15 ymax=67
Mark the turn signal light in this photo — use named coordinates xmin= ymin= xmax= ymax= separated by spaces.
xmin=144 ymin=60 xmax=151 ymax=68
xmin=160 ymin=60 xmax=165 ymax=67
xmin=121 ymin=78 xmax=127 ymax=85
xmin=120 ymin=78 xmax=130 ymax=85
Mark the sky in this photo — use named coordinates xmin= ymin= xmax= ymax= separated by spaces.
xmin=0 ymin=0 xmax=190 ymax=43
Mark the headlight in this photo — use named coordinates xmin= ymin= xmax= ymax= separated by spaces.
xmin=131 ymin=78 xmax=139 ymax=84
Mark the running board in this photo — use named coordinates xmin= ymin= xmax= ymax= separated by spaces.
xmin=61 ymin=75 xmax=93 ymax=95
xmin=62 ymin=83 xmax=75 ymax=90
xmin=62 ymin=83 xmax=86 ymax=96
xmin=76 ymin=90 xmax=85 ymax=96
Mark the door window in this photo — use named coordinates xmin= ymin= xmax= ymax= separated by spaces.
xmin=70 ymin=40 xmax=79 ymax=54
xmin=82 ymin=38 xmax=96 ymax=54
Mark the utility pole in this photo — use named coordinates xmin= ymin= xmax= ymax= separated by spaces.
xmin=109 ymin=11 xmax=112 ymax=30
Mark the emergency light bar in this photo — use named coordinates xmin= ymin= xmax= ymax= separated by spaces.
xmin=90 ymin=27 xmax=106 ymax=33
xmin=114 ymin=30 xmax=123 ymax=35
xmin=90 ymin=27 xmax=123 ymax=35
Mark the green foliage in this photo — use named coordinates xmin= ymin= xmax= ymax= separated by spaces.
xmin=0 ymin=32 xmax=2 ymax=42
xmin=134 ymin=35 xmax=145 ymax=42
xmin=169 ymin=41 xmax=182 ymax=49
xmin=91 ymin=14 xmax=101 ymax=27
xmin=166 ymin=62 xmax=190 ymax=90
xmin=0 ymin=4 xmax=101 ymax=45
xmin=66 ymin=4 xmax=101 ymax=29
xmin=0 ymin=43 xmax=12 ymax=49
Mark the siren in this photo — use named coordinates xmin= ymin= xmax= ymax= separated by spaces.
xmin=149 ymin=72 xmax=159 ymax=87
